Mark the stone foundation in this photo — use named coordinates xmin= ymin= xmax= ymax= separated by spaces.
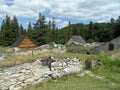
xmin=0 ymin=57 xmax=82 ymax=90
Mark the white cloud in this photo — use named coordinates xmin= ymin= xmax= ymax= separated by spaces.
xmin=46 ymin=17 xmax=69 ymax=28
xmin=55 ymin=19 xmax=69 ymax=28
xmin=0 ymin=0 xmax=120 ymax=26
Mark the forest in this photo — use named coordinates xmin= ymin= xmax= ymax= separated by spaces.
xmin=0 ymin=13 xmax=120 ymax=46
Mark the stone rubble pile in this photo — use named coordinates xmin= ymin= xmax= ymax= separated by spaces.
xmin=0 ymin=57 xmax=82 ymax=90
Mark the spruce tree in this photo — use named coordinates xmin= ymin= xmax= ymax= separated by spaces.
xmin=19 ymin=24 xmax=24 ymax=35
xmin=51 ymin=17 xmax=57 ymax=42
xmin=27 ymin=22 xmax=33 ymax=37
xmin=33 ymin=13 xmax=47 ymax=45
xmin=45 ymin=20 xmax=52 ymax=43
xmin=12 ymin=16 xmax=19 ymax=35
xmin=1 ymin=15 xmax=12 ymax=46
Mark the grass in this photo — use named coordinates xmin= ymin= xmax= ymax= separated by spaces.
xmin=0 ymin=45 xmax=95 ymax=68
xmin=0 ymin=46 xmax=7 ymax=53
xmin=0 ymin=52 xmax=94 ymax=68
xmin=0 ymin=46 xmax=120 ymax=90
xmin=21 ymin=51 xmax=120 ymax=90
xmin=55 ymin=52 xmax=94 ymax=60
xmin=66 ymin=45 xmax=95 ymax=52
xmin=91 ymin=54 xmax=120 ymax=84
xmin=0 ymin=53 xmax=54 ymax=68
xmin=21 ymin=73 xmax=120 ymax=90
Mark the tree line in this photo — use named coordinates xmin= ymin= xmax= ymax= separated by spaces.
xmin=0 ymin=13 xmax=120 ymax=46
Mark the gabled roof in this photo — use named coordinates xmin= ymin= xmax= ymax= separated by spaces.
xmin=66 ymin=36 xmax=86 ymax=45
xmin=11 ymin=35 xmax=26 ymax=47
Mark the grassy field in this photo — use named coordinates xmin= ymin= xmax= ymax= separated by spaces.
xmin=21 ymin=73 xmax=120 ymax=90
xmin=20 ymin=51 xmax=120 ymax=90
xmin=0 ymin=46 xmax=120 ymax=90
xmin=20 ymin=52 xmax=120 ymax=90
xmin=0 ymin=45 xmax=95 ymax=68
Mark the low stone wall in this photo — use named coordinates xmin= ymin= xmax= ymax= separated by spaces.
xmin=0 ymin=57 xmax=82 ymax=90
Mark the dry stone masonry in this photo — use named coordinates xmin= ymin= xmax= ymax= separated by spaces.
xmin=0 ymin=57 xmax=82 ymax=90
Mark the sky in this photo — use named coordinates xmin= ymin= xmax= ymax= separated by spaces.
xmin=0 ymin=0 xmax=120 ymax=29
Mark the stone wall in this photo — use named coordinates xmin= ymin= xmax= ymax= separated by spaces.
xmin=0 ymin=57 xmax=82 ymax=90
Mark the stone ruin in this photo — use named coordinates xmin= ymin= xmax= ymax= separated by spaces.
xmin=0 ymin=57 xmax=82 ymax=90
xmin=85 ymin=60 xmax=103 ymax=69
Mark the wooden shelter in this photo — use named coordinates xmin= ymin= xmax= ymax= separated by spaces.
xmin=11 ymin=35 xmax=37 ymax=50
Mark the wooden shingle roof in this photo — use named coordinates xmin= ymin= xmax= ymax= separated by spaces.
xmin=11 ymin=35 xmax=26 ymax=47
xmin=66 ymin=36 xmax=86 ymax=45
xmin=11 ymin=35 xmax=37 ymax=50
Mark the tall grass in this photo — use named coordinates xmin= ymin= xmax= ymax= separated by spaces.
xmin=91 ymin=53 xmax=120 ymax=85
xmin=0 ymin=53 xmax=54 ymax=68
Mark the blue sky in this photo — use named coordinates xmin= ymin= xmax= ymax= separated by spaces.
xmin=0 ymin=0 xmax=120 ymax=29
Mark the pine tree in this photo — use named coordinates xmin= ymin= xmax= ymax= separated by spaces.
xmin=19 ymin=24 xmax=24 ymax=35
xmin=0 ymin=15 xmax=23 ymax=46
xmin=27 ymin=22 xmax=33 ymax=37
xmin=45 ymin=20 xmax=52 ymax=43
xmin=1 ymin=15 xmax=12 ymax=46
xmin=33 ymin=13 xmax=47 ymax=45
xmin=51 ymin=17 xmax=57 ymax=42
xmin=114 ymin=16 xmax=120 ymax=37
xmin=67 ymin=21 xmax=73 ymax=39
xmin=11 ymin=15 xmax=20 ymax=40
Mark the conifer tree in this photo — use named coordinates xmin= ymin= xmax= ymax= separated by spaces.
xmin=19 ymin=24 xmax=24 ymax=35
xmin=27 ymin=22 xmax=33 ymax=37
xmin=45 ymin=20 xmax=52 ymax=43
xmin=33 ymin=13 xmax=47 ymax=45
xmin=11 ymin=15 xmax=20 ymax=43
xmin=1 ymin=15 xmax=12 ymax=46
xmin=51 ymin=17 xmax=57 ymax=42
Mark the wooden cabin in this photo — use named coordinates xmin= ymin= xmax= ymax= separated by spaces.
xmin=11 ymin=35 xmax=37 ymax=50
